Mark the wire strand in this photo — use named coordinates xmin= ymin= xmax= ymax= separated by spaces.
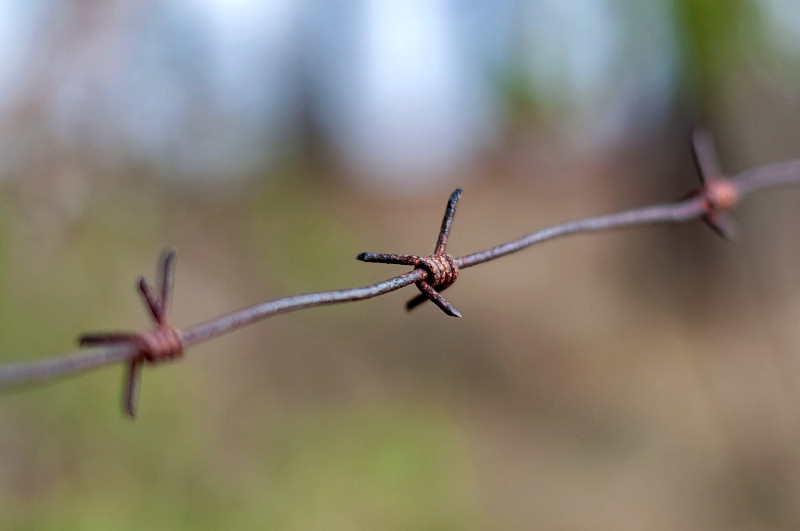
xmin=1 ymin=152 xmax=799 ymax=396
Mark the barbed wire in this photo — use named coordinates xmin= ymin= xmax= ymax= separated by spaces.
xmin=1 ymin=130 xmax=799 ymax=417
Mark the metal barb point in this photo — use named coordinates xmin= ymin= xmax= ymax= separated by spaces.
xmin=691 ymin=128 xmax=723 ymax=184
xmin=77 ymin=249 xmax=183 ymax=418
xmin=357 ymin=189 xmax=463 ymax=317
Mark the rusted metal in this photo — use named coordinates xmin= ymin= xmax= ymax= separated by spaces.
xmin=689 ymin=128 xmax=739 ymax=240
xmin=357 ymin=188 xmax=463 ymax=317
xmin=78 ymin=249 xmax=183 ymax=418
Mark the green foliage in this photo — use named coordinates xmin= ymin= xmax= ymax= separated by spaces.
xmin=671 ymin=0 xmax=761 ymax=106
xmin=0 ymin=404 xmax=476 ymax=530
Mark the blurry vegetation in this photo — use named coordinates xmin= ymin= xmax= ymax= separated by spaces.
xmin=672 ymin=0 xmax=761 ymax=109
xmin=1 ymin=403 xmax=475 ymax=530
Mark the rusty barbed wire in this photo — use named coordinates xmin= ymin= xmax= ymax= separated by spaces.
xmin=78 ymin=249 xmax=183 ymax=418
xmin=1 ymin=130 xmax=800 ymax=417
xmin=358 ymin=188 xmax=463 ymax=317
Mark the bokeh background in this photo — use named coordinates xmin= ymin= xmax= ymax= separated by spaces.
xmin=1 ymin=1 xmax=800 ymax=529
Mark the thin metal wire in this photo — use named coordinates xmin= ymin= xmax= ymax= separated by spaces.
xmin=0 ymin=343 xmax=136 ymax=385
xmin=734 ymin=159 xmax=800 ymax=196
xmin=455 ymin=196 xmax=707 ymax=269
xmin=182 ymin=269 xmax=426 ymax=346
xmin=0 ymin=270 xmax=426 ymax=387
xmin=1 ymin=148 xmax=799 ymax=401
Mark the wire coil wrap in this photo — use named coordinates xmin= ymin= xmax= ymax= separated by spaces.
xmin=139 ymin=326 xmax=184 ymax=363
xmin=415 ymin=253 xmax=458 ymax=291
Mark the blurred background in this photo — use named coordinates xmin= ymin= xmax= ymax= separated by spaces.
xmin=0 ymin=0 xmax=800 ymax=528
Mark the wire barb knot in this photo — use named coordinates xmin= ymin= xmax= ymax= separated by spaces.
xmin=690 ymin=129 xmax=740 ymax=240
xmin=415 ymin=253 xmax=459 ymax=290
xmin=138 ymin=325 xmax=184 ymax=364
xmin=357 ymin=188 xmax=464 ymax=317
xmin=77 ymin=249 xmax=182 ymax=418
xmin=701 ymin=179 xmax=739 ymax=213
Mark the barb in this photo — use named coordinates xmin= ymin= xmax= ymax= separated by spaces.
xmin=690 ymin=128 xmax=739 ymax=239
xmin=357 ymin=188 xmax=463 ymax=317
xmin=0 ymin=131 xmax=799 ymax=417
xmin=78 ymin=249 xmax=183 ymax=418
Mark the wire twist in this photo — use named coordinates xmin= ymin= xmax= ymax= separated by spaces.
xmin=78 ymin=249 xmax=183 ymax=418
xmin=691 ymin=129 xmax=740 ymax=239
xmin=357 ymin=188 xmax=463 ymax=317
xmin=137 ymin=326 xmax=184 ymax=363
